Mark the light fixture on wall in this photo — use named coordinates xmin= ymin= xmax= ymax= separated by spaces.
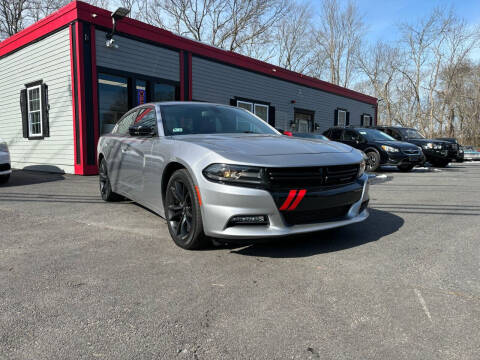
xmin=106 ymin=7 xmax=130 ymax=48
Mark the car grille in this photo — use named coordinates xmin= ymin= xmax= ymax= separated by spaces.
xmin=265 ymin=164 xmax=359 ymax=189
xmin=282 ymin=204 xmax=351 ymax=226
xmin=402 ymin=149 xmax=421 ymax=155
xmin=0 ymin=163 xmax=11 ymax=171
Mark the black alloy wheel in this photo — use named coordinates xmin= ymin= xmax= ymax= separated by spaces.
xmin=99 ymin=159 xmax=121 ymax=201
xmin=431 ymin=159 xmax=450 ymax=168
xmin=365 ymin=150 xmax=381 ymax=172
xmin=165 ymin=169 xmax=208 ymax=250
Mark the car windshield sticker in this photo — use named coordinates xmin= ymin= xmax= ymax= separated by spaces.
xmin=173 ymin=128 xmax=183 ymax=133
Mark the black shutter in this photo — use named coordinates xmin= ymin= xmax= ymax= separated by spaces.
xmin=268 ymin=106 xmax=275 ymax=127
xmin=41 ymin=83 xmax=49 ymax=137
xmin=334 ymin=109 xmax=338 ymax=126
xmin=20 ymin=89 xmax=29 ymax=138
xmin=346 ymin=111 xmax=350 ymax=126
xmin=230 ymin=98 xmax=236 ymax=106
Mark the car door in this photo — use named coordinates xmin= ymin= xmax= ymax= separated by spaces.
xmin=108 ymin=109 xmax=138 ymax=195
xmin=342 ymin=129 xmax=361 ymax=149
xmin=328 ymin=128 xmax=344 ymax=142
xmin=120 ymin=106 xmax=157 ymax=200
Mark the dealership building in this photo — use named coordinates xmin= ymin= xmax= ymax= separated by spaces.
xmin=0 ymin=1 xmax=377 ymax=175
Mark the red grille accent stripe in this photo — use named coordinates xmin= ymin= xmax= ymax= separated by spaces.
xmin=279 ymin=190 xmax=297 ymax=210
xmin=288 ymin=189 xmax=307 ymax=211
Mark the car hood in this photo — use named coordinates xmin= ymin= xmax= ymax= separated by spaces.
xmin=174 ymin=134 xmax=353 ymax=156
xmin=405 ymin=138 xmax=446 ymax=146
xmin=373 ymin=140 xmax=419 ymax=149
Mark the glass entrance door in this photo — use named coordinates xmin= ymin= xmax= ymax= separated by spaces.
xmin=294 ymin=110 xmax=314 ymax=133
xmin=98 ymin=73 xmax=129 ymax=134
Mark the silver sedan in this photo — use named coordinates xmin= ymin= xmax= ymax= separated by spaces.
xmin=0 ymin=138 xmax=11 ymax=184
xmin=97 ymin=102 xmax=369 ymax=249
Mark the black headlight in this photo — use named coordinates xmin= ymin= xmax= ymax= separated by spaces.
xmin=203 ymin=164 xmax=266 ymax=187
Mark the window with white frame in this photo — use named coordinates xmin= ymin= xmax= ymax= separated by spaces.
xmin=362 ymin=114 xmax=372 ymax=126
xmin=236 ymin=100 xmax=269 ymax=123
xmin=337 ymin=109 xmax=347 ymax=126
xmin=27 ymin=85 xmax=43 ymax=137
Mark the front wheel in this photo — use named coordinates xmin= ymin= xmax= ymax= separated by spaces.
xmin=397 ymin=164 xmax=415 ymax=172
xmin=0 ymin=174 xmax=10 ymax=184
xmin=165 ymin=169 xmax=209 ymax=250
xmin=431 ymin=159 xmax=450 ymax=168
xmin=365 ymin=150 xmax=381 ymax=172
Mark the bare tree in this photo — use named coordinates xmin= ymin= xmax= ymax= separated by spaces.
xmin=0 ymin=0 xmax=29 ymax=39
xmin=148 ymin=0 xmax=289 ymax=55
xmin=310 ymin=0 xmax=365 ymax=87
xmin=273 ymin=1 xmax=314 ymax=73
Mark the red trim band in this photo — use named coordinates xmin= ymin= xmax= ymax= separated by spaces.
xmin=288 ymin=189 xmax=307 ymax=211
xmin=279 ymin=190 xmax=297 ymax=211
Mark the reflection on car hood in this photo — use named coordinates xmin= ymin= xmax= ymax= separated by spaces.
xmin=174 ymin=134 xmax=353 ymax=156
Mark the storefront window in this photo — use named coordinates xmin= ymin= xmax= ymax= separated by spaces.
xmin=98 ymin=73 xmax=128 ymax=134
xmin=153 ymin=83 xmax=176 ymax=102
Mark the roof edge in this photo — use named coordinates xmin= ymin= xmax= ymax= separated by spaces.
xmin=0 ymin=0 xmax=377 ymax=105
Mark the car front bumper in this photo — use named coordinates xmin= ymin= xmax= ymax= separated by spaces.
xmin=422 ymin=149 xmax=451 ymax=161
xmin=199 ymin=173 xmax=370 ymax=240
xmin=0 ymin=152 xmax=11 ymax=176
xmin=384 ymin=152 xmax=425 ymax=166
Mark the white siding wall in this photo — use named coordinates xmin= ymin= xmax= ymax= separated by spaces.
xmin=0 ymin=28 xmax=74 ymax=173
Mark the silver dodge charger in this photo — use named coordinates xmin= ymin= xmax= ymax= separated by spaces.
xmin=97 ymin=102 xmax=369 ymax=249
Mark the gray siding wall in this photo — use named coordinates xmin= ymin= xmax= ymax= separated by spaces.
xmin=0 ymin=28 xmax=74 ymax=173
xmin=192 ymin=56 xmax=375 ymax=132
xmin=95 ymin=30 xmax=180 ymax=81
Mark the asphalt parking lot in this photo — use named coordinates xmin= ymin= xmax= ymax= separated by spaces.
xmin=1 ymin=163 xmax=479 ymax=359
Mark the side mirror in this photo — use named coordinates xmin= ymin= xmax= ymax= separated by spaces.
xmin=129 ymin=124 xmax=155 ymax=137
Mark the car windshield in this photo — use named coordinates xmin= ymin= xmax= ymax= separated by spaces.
xmin=357 ymin=128 xmax=395 ymax=141
xmin=160 ymin=104 xmax=277 ymax=136
xmin=464 ymin=146 xmax=475 ymax=151
xmin=399 ymin=128 xmax=424 ymax=139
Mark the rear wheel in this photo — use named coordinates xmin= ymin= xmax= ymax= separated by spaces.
xmin=165 ymin=169 xmax=209 ymax=250
xmin=0 ymin=174 xmax=10 ymax=184
xmin=397 ymin=164 xmax=415 ymax=172
xmin=365 ymin=150 xmax=381 ymax=172
xmin=99 ymin=158 xmax=122 ymax=201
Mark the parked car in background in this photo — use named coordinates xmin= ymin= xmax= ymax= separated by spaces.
xmin=435 ymin=137 xmax=464 ymax=162
xmin=97 ymin=102 xmax=370 ymax=250
xmin=373 ymin=126 xmax=452 ymax=167
xmin=463 ymin=146 xmax=480 ymax=161
xmin=0 ymin=138 xmax=11 ymax=184
xmin=293 ymin=133 xmax=329 ymax=141
xmin=323 ymin=127 xmax=424 ymax=172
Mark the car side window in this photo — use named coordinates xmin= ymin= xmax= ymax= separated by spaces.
xmin=343 ymin=130 xmax=359 ymax=141
xmin=390 ymin=129 xmax=402 ymax=140
xmin=114 ymin=110 xmax=138 ymax=136
xmin=134 ymin=106 xmax=158 ymax=132
xmin=329 ymin=128 xmax=343 ymax=140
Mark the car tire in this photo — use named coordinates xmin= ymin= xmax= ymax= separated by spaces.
xmin=164 ymin=169 xmax=209 ymax=250
xmin=365 ymin=150 xmax=381 ymax=172
xmin=99 ymin=158 xmax=122 ymax=202
xmin=0 ymin=174 xmax=10 ymax=184
xmin=432 ymin=159 xmax=450 ymax=168
xmin=397 ymin=164 xmax=415 ymax=172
